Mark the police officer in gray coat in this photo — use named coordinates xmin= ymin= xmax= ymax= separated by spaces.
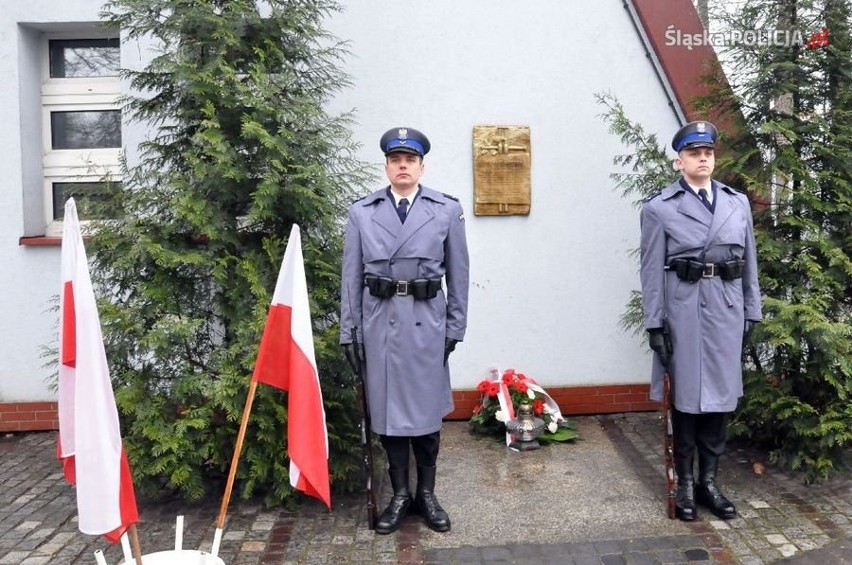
xmin=340 ymin=127 xmax=470 ymax=534
xmin=640 ymin=121 xmax=762 ymax=521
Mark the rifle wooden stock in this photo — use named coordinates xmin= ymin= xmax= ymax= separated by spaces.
xmin=353 ymin=329 xmax=379 ymax=530
xmin=663 ymin=371 xmax=676 ymax=519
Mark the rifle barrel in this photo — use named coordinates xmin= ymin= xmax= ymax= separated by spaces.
xmin=353 ymin=328 xmax=378 ymax=530
xmin=663 ymin=371 xmax=676 ymax=520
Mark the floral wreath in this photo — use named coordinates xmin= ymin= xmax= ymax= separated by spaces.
xmin=469 ymin=368 xmax=578 ymax=444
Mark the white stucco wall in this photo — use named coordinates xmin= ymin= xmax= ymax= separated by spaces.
xmin=326 ymin=1 xmax=681 ymax=388
xmin=0 ymin=1 xmax=115 ymax=403
xmin=1 ymin=0 xmax=680 ymax=404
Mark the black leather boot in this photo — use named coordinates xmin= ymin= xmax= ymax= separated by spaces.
xmin=414 ymin=465 xmax=451 ymax=532
xmin=375 ymin=467 xmax=412 ymax=534
xmin=674 ymin=456 xmax=696 ymax=521
xmin=696 ymin=454 xmax=736 ymax=519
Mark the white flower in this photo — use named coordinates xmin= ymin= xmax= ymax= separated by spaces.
xmin=495 ymin=410 xmax=508 ymax=423
xmin=526 ymin=389 xmax=535 ymax=400
xmin=547 ymin=421 xmax=558 ymax=434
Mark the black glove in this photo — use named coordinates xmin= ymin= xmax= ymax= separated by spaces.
xmin=343 ymin=343 xmax=364 ymax=373
xmin=444 ymin=338 xmax=458 ymax=366
xmin=743 ymin=320 xmax=757 ymax=348
xmin=648 ymin=328 xmax=672 ymax=368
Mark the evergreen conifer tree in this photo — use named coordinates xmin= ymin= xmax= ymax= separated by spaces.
xmin=90 ymin=0 xmax=372 ymax=502
xmin=705 ymin=0 xmax=852 ymax=482
xmin=599 ymin=0 xmax=851 ymax=481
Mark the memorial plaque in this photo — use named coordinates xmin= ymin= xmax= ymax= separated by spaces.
xmin=473 ymin=125 xmax=531 ymax=216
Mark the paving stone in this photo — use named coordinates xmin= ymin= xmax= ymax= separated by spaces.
xmin=622 ymin=551 xmax=662 ymax=564
xmin=0 ymin=551 xmax=31 ymax=564
xmin=1 ymin=416 xmax=849 ymax=564
xmin=575 ymin=555 xmax=604 ymax=565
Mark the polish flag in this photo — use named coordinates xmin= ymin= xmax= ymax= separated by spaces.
xmin=57 ymin=198 xmax=139 ymax=543
xmin=496 ymin=381 xmax=517 ymax=447
xmin=252 ymin=224 xmax=330 ymax=508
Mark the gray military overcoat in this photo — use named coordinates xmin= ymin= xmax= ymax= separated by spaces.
xmin=640 ymin=179 xmax=762 ymax=414
xmin=340 ymin=185 xmax=470 ymax=436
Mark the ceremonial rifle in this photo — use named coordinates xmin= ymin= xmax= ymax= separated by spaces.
xmin=352 ymin=327 xmax=378 ymax=529
xmin=663 ymin=368 xmax=676 ymax=519
xmin=661 ymin=321 xmax=676 ymax=520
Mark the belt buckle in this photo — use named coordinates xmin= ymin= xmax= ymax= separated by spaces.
xmin=395 ymin=280 xmax=409 ymax=296
xmin=702 ymin=264 xmax=716 ymax=278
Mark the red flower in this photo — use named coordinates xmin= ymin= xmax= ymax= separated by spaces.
xmin=470 ymin=368 xmax=576 ymax=444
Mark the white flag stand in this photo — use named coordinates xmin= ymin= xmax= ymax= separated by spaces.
xmin=94 ymin=516 xmax=226 ymax=565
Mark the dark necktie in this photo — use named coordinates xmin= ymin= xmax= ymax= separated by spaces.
xmin=396 ymin=198 xmax=409 ymax=224
xmin=698 ymin=188 xmax=713 ymax=212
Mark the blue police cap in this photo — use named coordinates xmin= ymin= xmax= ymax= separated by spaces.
xmin=672 ymin=121 xmax=718 ymax=152
xmin=380 ymin=127 xmax=431 ymax=157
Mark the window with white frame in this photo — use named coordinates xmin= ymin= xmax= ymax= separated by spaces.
xmin=42 ymin=35 xmax=122 ymax=236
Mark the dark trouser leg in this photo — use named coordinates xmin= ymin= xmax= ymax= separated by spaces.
xmin=411 ymin=432 xmax=450 ymax=532
xmin=695 ymin=412 xmax=736 ymax=519
xmin=672 ymin=408 xmax=697 ymax=521
xmin=375 ymin=435 xmax=412 ymax=534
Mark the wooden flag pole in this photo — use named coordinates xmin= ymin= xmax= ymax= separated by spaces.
xmin=217 ymin=380 xmax=258 ymax=527
xmin=213 ymin=380 xmax=259 ymax=555
xmin=128 ymin=523 xmax=144 ymax=565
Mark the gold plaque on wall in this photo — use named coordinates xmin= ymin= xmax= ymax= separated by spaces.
xmin=473 ymin=125 xmax=531 ymax=216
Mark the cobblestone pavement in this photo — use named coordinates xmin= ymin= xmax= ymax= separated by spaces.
xmin=1 ymin=412 xmax=849 ymax=564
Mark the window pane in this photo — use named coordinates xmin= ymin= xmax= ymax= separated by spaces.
xmin=53 ymin=182 xmax=123 ymax=220
xmin=49 ymin=38 xmax=120 ymax=78
xmin=51 ymin=111 xmax=122 ymax=149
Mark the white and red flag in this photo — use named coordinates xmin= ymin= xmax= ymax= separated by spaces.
xmin=57 ymin=198 xmax=139 ymax=543
xmin=252 ymin=224 xmax=331 ymax=508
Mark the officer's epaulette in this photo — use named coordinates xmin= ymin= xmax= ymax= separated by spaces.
xmin=642 ymin=192 xmax=663 ymax=203
xmin=714 ymin=181 xmax=743 ymax=195
xmin=441 ymin=192 xmax=459 ymax=201
xmin=352 ymin=192 xmax=383 ymax=205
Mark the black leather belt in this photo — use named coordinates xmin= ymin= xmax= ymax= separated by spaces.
xmin=364 ymin=275 xmax=442 ymax=299
xmin=666 ymin=258 xmax=744 ymax=282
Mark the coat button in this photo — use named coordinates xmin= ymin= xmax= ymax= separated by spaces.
xmin=390 ymin=319 xmax=396 ymax=325
xmin=415 ymin=322 xmax=422 ymax=326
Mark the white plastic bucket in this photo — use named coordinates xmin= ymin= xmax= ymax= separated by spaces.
xmin=119 ymin=550 xmax=225 ymax=565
